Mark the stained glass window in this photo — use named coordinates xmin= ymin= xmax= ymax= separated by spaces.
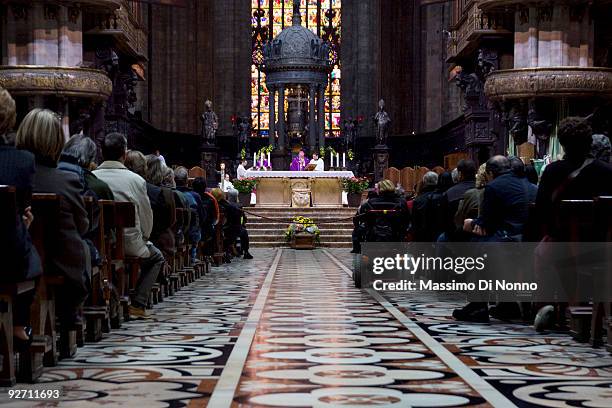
xmin=251 ymin=0 xmax=341 ymax=138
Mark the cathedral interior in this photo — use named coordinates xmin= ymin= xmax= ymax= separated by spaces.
xmin=1 ymin=0 xmax=612 ymax=407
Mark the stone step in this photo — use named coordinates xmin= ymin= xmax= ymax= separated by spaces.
xmin=248 ymin=229 xmax=353 ymax=237
xmin=250 ymin=241 xmax=352 ymax=248
xmin=250 ymin=234 xmax=351 ymax=243
xmin=245 ymin=213 xmax=355 ymax=220
xmin=247 ymin=222 xmax=353 ymax=231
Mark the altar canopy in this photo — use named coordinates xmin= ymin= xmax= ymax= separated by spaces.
xmin=246 ymin=170 xmax=354 ymax=208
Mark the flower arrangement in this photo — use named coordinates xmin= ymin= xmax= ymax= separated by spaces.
xmin=341 ymin=177 xmax=369 ymax=194
xmin=284 ymin=216 xmax=321 ymax=243
xmin=258 ymin=145 xmax=274 ymax=156
xmin=240 ymin=147 xmax=246 ymax=160
xmin=347 ymin=149 xmax=355 ymax=161
xmin=319 ymin=146 xmax=325 ymax=157
xmin=233 ymin=177 xmax=258 ymax=193
xmin=325 ymin=146 xmax=337 ymax=157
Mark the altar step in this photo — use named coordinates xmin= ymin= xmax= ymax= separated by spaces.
xmin=245 ymin=206 xmax=355 ymax=248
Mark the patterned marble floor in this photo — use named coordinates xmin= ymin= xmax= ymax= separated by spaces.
xmin=1 ymin=248 xmax=611 ymax=407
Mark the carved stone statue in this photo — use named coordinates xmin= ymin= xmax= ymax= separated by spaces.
xmin=373 ymin=99 xmax=391 ymax=146
xmin=201 ymin=100 xmax=219 ymax=145
xmin=506 ymin=102 xmax=528 ymax=146
xmin=236 ymin=115 xmax=252 ymax=150
xmin=528 ymin=100 xmax=553 ymax=158
xmin=342 ymin=116 xmax=358 ymax=151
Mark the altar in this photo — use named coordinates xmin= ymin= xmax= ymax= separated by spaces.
xmin=246 ymin=170 xmax=354 ymax=208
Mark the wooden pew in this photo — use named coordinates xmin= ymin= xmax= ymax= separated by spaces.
xmin=558 ymin=200 xmax=599 ymax=343
xmin=383 ymin=167 xmax=400 ymax=185
xmin=113 ymin=202 xmax=137 ymax=316
xmin=28 ymin=194 xmax=62 ymax=368
xmin=0 ymin=185 xmax=37 ymax=386
xmin=593 ymin=196 xmax=612 ymax=350
xmin=98 ymin=200 xmax=123 ymax=329
xmin=82 ymin=197 xmax=109 ymax=342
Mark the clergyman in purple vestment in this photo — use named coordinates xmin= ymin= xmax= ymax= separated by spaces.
xmin=290 ymin=150 xmax=310 ymax=171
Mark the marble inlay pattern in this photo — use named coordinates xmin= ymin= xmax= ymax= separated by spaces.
xmin=1 ymin=248 xmax=610 ymax=407
xmin=0 ymin=253 xmax=274 ymax=407
xmin=231 ymin=250 xmax=490 ymax=407
xmin=327 ymin=248 xmax=612 ymax=408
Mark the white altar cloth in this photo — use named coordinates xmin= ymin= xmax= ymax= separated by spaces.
xmin=245 ymin=170 xmax=355 ymax=178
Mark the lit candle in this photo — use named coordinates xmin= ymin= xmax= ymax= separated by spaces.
xmin=329 ymin=153 xmax=333 ymax=168
xmin=336 ymin=153 xmax=340 ymax=168
xmin=342 ymin=153 xmax=346 ymax=168
xmin=253 ymin=152 xmax=257 ymax=169
xmin=267 ymin=152 xmax=271 ymax=168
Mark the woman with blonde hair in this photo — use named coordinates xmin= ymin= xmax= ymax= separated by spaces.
xmin=356 ymin=178 xmax=409 ymax=244
xmin=16 ymin=108 xmax=90 ymax=325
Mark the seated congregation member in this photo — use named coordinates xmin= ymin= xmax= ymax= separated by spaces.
xmin=0 ymin=88 xmax=42 ymax=347
xmin=59 ymin=135 xmax=114 ymax=201
xmin=525 ymin=164 xmax=539 ymax=186
xmin=410 ymin=172 xmax=446 ymax=242
xmin=352 ymin=190 xmax=377 ymax=253
xmin=211 ymin=188 xmax=253 ymax=260
xmin=220 ymin=173 xmax=239 ymax=201
xmin=16 ymin=109 xmax=90 ymax=324
xmin=455 ymin=156 xmax=531 ymax=323
xmin=161 ymin=166 xmax=190 ymax=248
xmin=145 ymin=154 xmax=176 ymax=259
xmin=453 ymin=164 xmax=487 ymax=236
xmin=437 ymin=171 xmax=455 ymax=193
xmin=174 ymin=167 xmax=204 ymax=263
xmin=192 ymin=177 xmax=218 ymax=247
xmin=94 ymin=134 xmax=164 ymax=318
xmin=125 ymin=151 xmax=176 ymax=258
xmin=463 ymin=156 xmax=530 ymax=242
xmin=509 ymin=156 xmax=538 ymax=203
xmin=536 ymin=118 xmax=612 ymax=241
xmin=357 ymin=179 xmax=409 ymax=243
xmin=58 ymin=134 xmax=114 ymax=268
xmin=441 ymin=160 xmax=476 ymax=238
xmin=590 ymin=133 xmax=610 ymax=163
xmin=533 ymin=120 xmax=612 ymax=331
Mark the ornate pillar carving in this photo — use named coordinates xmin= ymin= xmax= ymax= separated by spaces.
xmin=278 ymin=85 xmax=285 ymax=150
xmin=317 ymin=84 xmax=325 ymax=149
xmin=309 ymin=84 xmax=316 ymax=149
xmin=269 ymin=85 xmax=276 ymax=147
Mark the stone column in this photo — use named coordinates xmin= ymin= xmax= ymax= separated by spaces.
xmin=317 ymin=85 xmax=325 ymax=149
xmin=278 ymin=85 xmax=285 ymax=150
xmin=309 ymin=84 xmax=316 ymax=149
xmin=269 ymin=85 xmax=276 ymax=147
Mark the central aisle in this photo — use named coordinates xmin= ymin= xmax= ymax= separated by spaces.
xmin=208 ymin=249 xmax=509 ymax=407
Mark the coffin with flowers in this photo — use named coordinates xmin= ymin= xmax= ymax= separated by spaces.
xmin=284 ymin=216 xmax=321 ymax=249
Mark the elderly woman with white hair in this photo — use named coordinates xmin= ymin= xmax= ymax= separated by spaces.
xmin=58 ymin=134 xmax=114 ymax=200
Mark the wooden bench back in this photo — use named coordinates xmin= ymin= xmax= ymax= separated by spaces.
xmin=111 ymin=202 xmax=136 ymax=260
xmin=0 ymin=185 xmax=17 ymax=240
xmin=30 ymin=194 xmax=60 ymax=267
xmin=594 ymin=196 xmax=612 ymax=242
xmin=560 ymin=200 xmax=596 ymax=242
